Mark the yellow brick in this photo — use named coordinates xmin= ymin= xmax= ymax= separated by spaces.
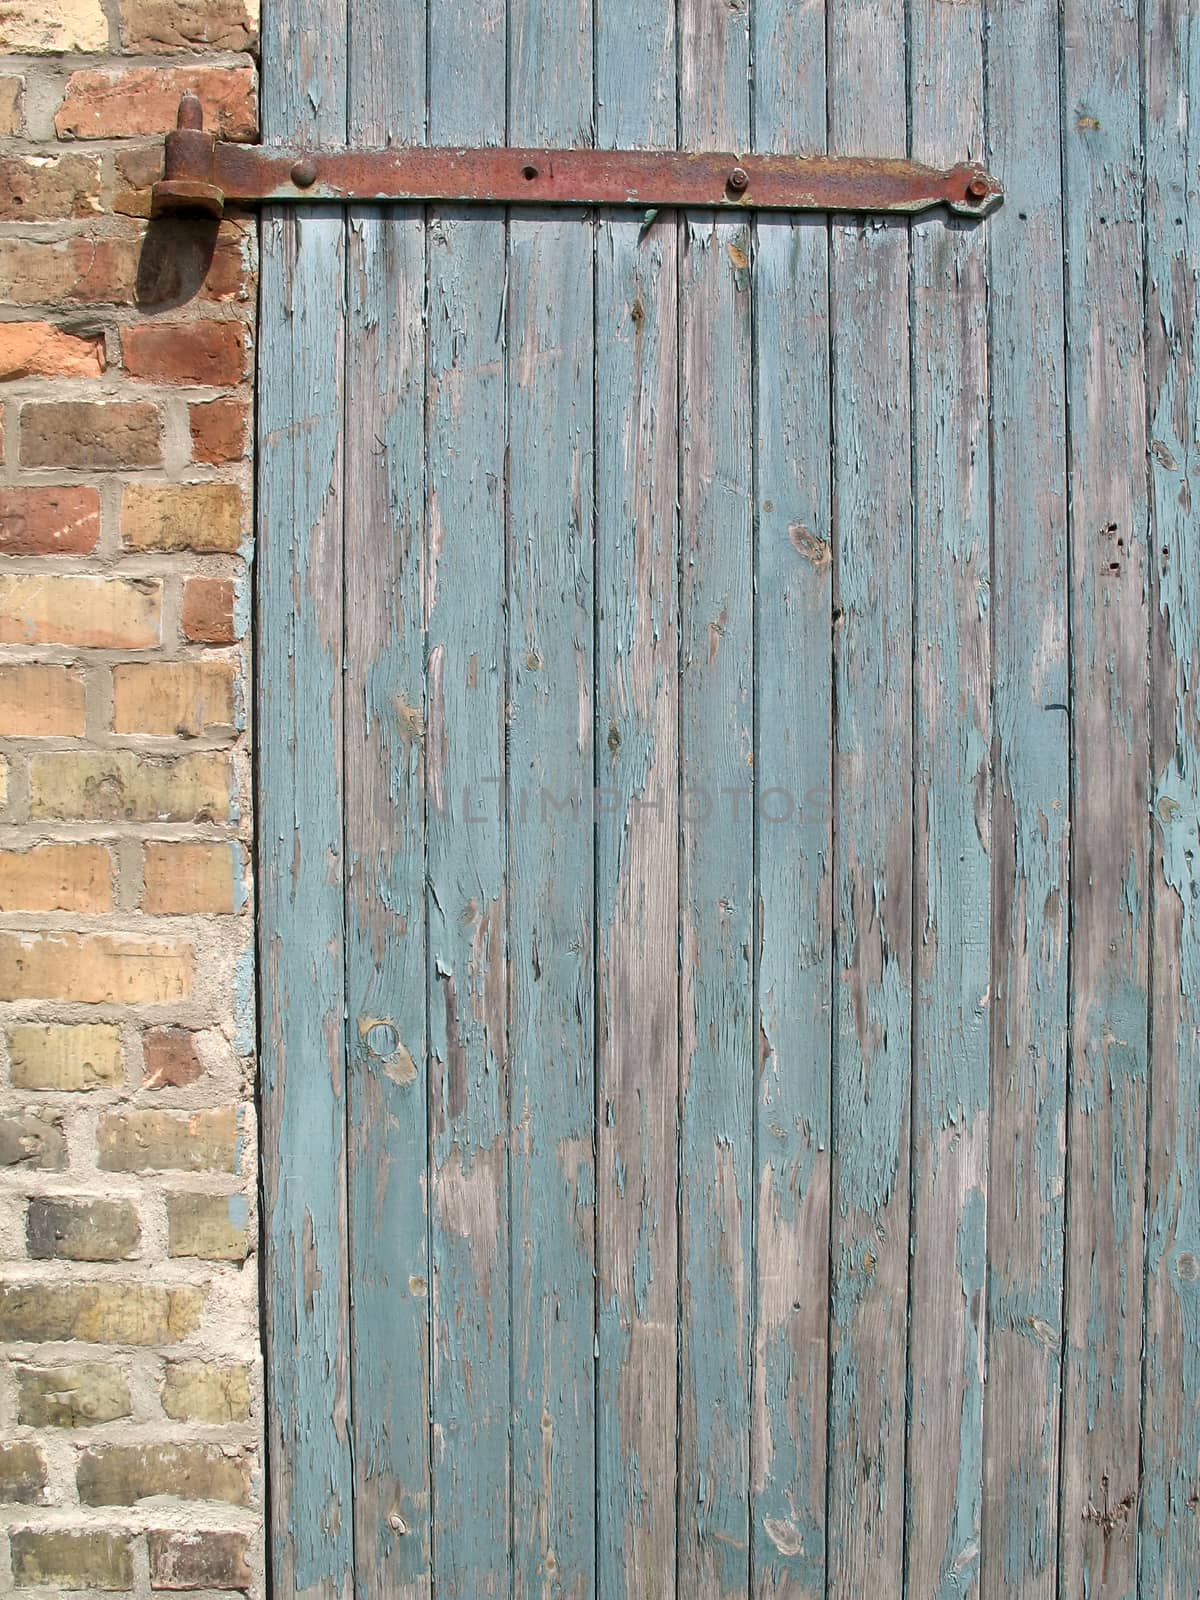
xmin=0 ymin=842 xmax=111 ymax=913
xmin=16 ymin=1362 xmax=132 ymax=1427
xmin=30 ymin=750 xmax=233 ymax=823
xmin=9 ymin=1023 xmax=122 ymax=1091
xmin=161 ymin=1360 xmax=251 ymax=1424
xmin=0 ymin=1280 xmax=205 ymax=1344
xmin=11 ymin=1530 xmax=132 ymax=1591
xmin=120 ymin=483 xmax=244 ymax=553
xmin=0 ymin=932 xmax=193 ymax=1004
xmin=0 ymin=665 xmax=85 ymax=737
xmin=0 ymin=0 xmax=108 ymax=52
xmin=166 ymin=1191 xmax=248 ymax=1257
xmin=112 ymin=660 xmax=239 ymax=738
xmin=77 ymin=1441 xmax=252 ymax=1506
xmin=143 ymin=839 xmax=241 ymax=914
xmin=98 ymin=1107 xmax=239 ymax=1172
xmin=0 ymin=574 xmax=161 ymax=649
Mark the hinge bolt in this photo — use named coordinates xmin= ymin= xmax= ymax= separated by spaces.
xmin=728 ymin=166 xmax=749 ymax=193
xmin=177 ymin=91 xmax=204 ymax=131
xmin=291 ymin=157 xmax=318 ymax=188
xmin=966 ymin=174 xmax=990 ymax=202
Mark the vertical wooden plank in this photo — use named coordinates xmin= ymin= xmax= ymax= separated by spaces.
xmin=343 ymin=234 xmax=429 ymax=1597
xmin=905 ymin=2 xmax=991 ymax=1596
xmin=979 ymin=3 xmax=1071 ymax=1596
xmin=343 ymin=9 xmax=429 ymax=1595
xmin=825 ymin=0 xmax=912 ymax=1592
xmin=749 ymin=0 xmax=831 ymax=1594
xmin=425 ymin=0 xmax=510 ymax=1591
xmin=1058 ymin=0 xmax=1150 ymax=1591
xmin=676 ymin=2 xmax=752 ymax=1593
xmin=506 ymin=4 xmax=596 ymax=1593
xmin=593 ymin=0 xmax=679 ymax=1594
xmin=1140 ymin=5 xmax=1200 ymax=1595
xmin=259 ymin=0 xmax=352 ymax=1593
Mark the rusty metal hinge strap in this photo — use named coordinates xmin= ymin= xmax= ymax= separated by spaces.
xmin=152 ymin=94 xmax=1002 ymax=221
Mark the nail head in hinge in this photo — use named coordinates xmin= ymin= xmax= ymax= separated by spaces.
xmin=151 ymin=94 xmax=1003 ymax=221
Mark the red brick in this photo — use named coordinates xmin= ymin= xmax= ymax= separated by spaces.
xmin=0 ymin=488 xmax=100 ymax=555
xmin=0 ymin=236 xmax=142 ymax=308
xmin=142 ymin=1027 xmax=203 ymax=1089
xmin=203 ymin=220 xmax=257 ymax=303
xmin=0 ymin=321 xmax=105 ymax=381
xmin=123 ymin=320 xmax=247 ymax=386
xmin=0 ymin=153 xmax=102 ymax=222
xmin=181 ymin=576 xmax=237 ymax=642
xmin=188 ymin=397 xmax=249 ymax=464
xmin=120 ymin=0 xmax=257 ymax=52
xmin=148 ymin=1529 xmax=252 ymax=1590
xmin=56 ymin=66 xmax=258 ymax=141
xmin=20 ymin=402 xmax=161 ymax=469
xmin=0 ymin=228 xmax=244 ymax=309
xmin=112 ymin=142 xmax=162 ymax=217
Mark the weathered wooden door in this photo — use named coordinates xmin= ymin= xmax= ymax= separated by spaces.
xmin=258 ymin=0 xmax=1200 ymax=1595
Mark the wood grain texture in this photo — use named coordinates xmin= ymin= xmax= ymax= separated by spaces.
xmin=676 ymin=2 xmax=753 ymax=1593
xmin=260 ymin=205 xmax=354 ymax=1600
xmin=594 ymin=0 xmax=679 ymax=1594
xmin=1059 ymin=0 xmax=1151 ymax=1592
xmin=749 ymin=0 xmax=831 ymax=1594
xmin=259 ymin=0 xmax=352 ymax=1591
xmin=825 ymin=1 xmax=913 ymax=1593
xmin=424 ymin=2 xmax=509 ymax=1593
xmin=905 ymin=1 xmax=991 ymax=1595
xmin=344 ymin=210 xmax=431 ymax=1598
xmin=255 ymin=3 xmax=1200 ymax=1592
xmin=506 ymin=215 xmax=596 ymax=1597
xmin=979 ymin=3 xmax=1071 ymax=1595
xmin=1141 ymin=3 xmax=1200 ymax=1594
xmin=506 ymin=2 xmax=595 ymax=1592
xmin=343 ymin=14 xmax=430 ymax=1596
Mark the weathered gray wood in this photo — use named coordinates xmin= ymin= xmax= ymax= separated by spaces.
xmin=256 ymin=4 xmax=1200 ymax=1592
xmin=978 ymin=2 xmax=1071 ymax=1595
xmin=905 ymin=0 xmax=991 ymax=1594
xmin=1058 ymin=0 xmax=1151 ymax=1591
xmin=259 ymin=205 xmax=354 ymax=1600
xmin=749 ymin=0 xmax=831 ymax=1593
xmin=676 ymin=2 xmax=753 ymax=1593
xmin=343 ymin=212 xmax=431 ymax=1597
xmin=343 ymin=9 xmax=430 ymax=1594
xmin=825 ymin=0 xmax=913 ymax=1591
xmin=506 ymin=2 xmax=596 ymax=1592
xmin=424 ymin=1 xmax=509 ymax=1594
xmin=259 ymin=0 xmax=353 ymax=1593
xmin=594 ymin=0 xmax=679 ymax=1594
xmin=1140 ymin=3 xmax=1200 ymax=1594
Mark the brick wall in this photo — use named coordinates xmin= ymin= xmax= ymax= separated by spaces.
xmin=0 ymin=0 xmax=261 ymax=1591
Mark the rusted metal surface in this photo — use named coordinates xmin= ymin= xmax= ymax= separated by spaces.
xmin=153 ymin=94 xmax=1002 ymax=220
